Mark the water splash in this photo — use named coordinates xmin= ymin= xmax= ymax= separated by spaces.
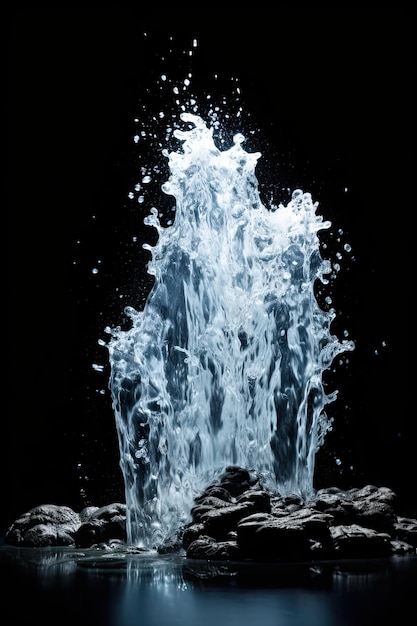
xmin=107 ymin=112 xmax=354 ymax=549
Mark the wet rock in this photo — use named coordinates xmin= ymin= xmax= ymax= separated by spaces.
xmin=186 ymin=536 xmax=241 ymax=560
xmin=182 ymin=523 xmax=207 ymax=549
xmin=19 ymin=523 xmax=76 ymax=548
xmin=349 ymin=484 xmax=397 ymax=506
xmin=235 ymin=490 xmax=271 ymax=512
xmin=312 ymin=491 xmax=355 ymax=524
xmin=198 ymin=502 xmax=256 ymax=539
xmin=236 ymin=509 xmax=334 ymax=561
xmin=351 ymin=499 xmax=397 ymax=533
xmin=217 ymin=466 xmax=260 ymax=497
xmin=236 ymin=515 xmax=311 ymax=560
xmin=87 ymin=502 xmax=126 ymax=522
xmin=330 ymin=524 xmax=391 ymax=558
xmin=5 ymin=503 xmax=127 ymax=548
xmin=190 ymin=497 xmax=231 ymax=522
xmin=390 ymin=539 xmax=416 ymax=555
xmin=4 ymin=470 xmax=417 ymax=563
xmin=5 ymin=504 xmax=81 ymax=547
xmin=182 ymin=469 xmax=417 ymax=562
xmin=90 ymin=538 xmax=128 ymax=551
xmin=194 ymin=486 xmax=234 ymax=504
xmin=394 ymin=517 xmax=417 ymax=548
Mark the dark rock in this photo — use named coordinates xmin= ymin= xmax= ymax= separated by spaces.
xmin=236 ymin=508 xmax=334 ymax=561
xmin=182 ymin=470 xmax=417 ymax=562
xmin=394 ymin=516 xmax=417 ymax=547
xmin=87 ymin=503 xmax=127 ymax=522
xmin=73 ymin=504 xmax=127 ymax=547
xmin=272 ymin=494 xmax=305 ymax=510
xmin=5 ymin=502 xmax=127 ymax=548
xmin=217 ymin=466 xmax=259 ymax=497
xmin=91 ymin=538 xmax=128 ymax=551
xmin=74 ymin=503 xmax=126 ymax=548
xmin=235 ymin=490 xmax=271 ymax=512
xmin=80 ymin=506 xmax=100 ymax=521
xmin=5 ymin=504 xmax=81 ymax=547
xmin=4 ymin=470 xmax=417 ymax=564
xmin=390 ymin=539 xmax=416 ymax=555
xmin=312 ymin=486 xmax=398 ymax=531
xmin=329 ymin=524 xmax=392 ymax=558
xmin=198 ymin=502 xmax=256 ymax=539
xmin=349 ymin=484 xmax=397 ymax=506
xmin=312 ymin=490 xmax=355 ymax=524
xmin=237 ymin=516 xmax=311 ymax=561
xmin=20 ymin=524 xmax=76 ymax=548
xmin=190 ymin=496 xmax=231 ymax=522
xmin=186 ymin=536 xmax=241 ymax=560
xmin=351 ymin=499 xmax=397 ymax=533
xmin=182 ymin=523 xmax=206 ymax=549
xmin=74 ymin=519 xmax=106 ymax=548
xmin=194 ymin=486 xmax=233 ymax=504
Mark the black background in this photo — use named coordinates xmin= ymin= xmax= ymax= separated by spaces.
xmin=6 ymin=8 xmax=413 ymax=535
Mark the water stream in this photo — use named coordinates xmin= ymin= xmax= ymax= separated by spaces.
xmin=107 ymin=111 xmax=354 ymax=549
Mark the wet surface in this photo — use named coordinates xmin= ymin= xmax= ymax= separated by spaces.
xmin=1 ymin=543 xmax=416 ymax=626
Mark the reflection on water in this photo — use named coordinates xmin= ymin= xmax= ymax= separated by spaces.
xmin=1 ymin=543 xmax=416 ymax=626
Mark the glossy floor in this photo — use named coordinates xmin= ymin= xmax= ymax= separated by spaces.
xmin=1 ymin=545 xmax=415 ymax=626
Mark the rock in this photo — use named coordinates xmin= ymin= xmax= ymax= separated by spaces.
xmin=194 ymin=486 xmax=233 ymax=504
xmin=19 ymin=523 xmax=76 ymax=548
xmin=217 ymin=466 xmax=260 ymax=497
xmin=237 ymin=515 xmax=311 ymax=560
xmin=236 ymin=490 xmax=271 ymax=512
xmin=5 ymin=503 xmax=127 ymax=548
xmin=198 ymin=502 xmax=256 ymax=539
xmin=330 ymin=524 xmax=392 ymax=558
xmin=394 ymin=517 xmax=417 ymax=548
xmin=4 ymin=470 xmax=417 ymax=563
xmin=5 ymin=504 xmax=81 ymax=547
xmin=181 ymin=469 xmax=417 ymax=562
xmin=391 ymin=539 xmax=416 ymax=555
xmin=186 ymin=536 xmax=241 ymax=560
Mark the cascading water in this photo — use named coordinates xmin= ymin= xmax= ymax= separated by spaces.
xmin=107 ymin=111 xmax=354 ymax=549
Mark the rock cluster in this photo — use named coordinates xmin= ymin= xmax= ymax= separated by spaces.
xmin=182 ymin=466 xmax=417 ymax=561
xmin=4 ymin=503 xmax=127 ymax=549
xmin=4 ymin=466 xmax=417 ymax=563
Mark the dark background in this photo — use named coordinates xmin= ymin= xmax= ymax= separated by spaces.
xmin=6 ymin=8 xmax=413 ymax=535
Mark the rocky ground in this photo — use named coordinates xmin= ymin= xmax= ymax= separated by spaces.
xmin=4 ymin=466 xmax=417 ymax=562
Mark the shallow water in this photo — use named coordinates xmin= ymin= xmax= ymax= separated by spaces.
xmin=2 ymin=542 xmax=415 ymax=626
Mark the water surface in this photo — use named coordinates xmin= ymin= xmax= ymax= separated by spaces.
xmin=2 ymin=543 xmax=415 ymax=626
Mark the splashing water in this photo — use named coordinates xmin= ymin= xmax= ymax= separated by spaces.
xmin=107 ymin=112 xmax=354 ymax=549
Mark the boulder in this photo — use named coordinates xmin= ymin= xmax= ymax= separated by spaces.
xmin=5 ymin=503 xmax=127 ymax=548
